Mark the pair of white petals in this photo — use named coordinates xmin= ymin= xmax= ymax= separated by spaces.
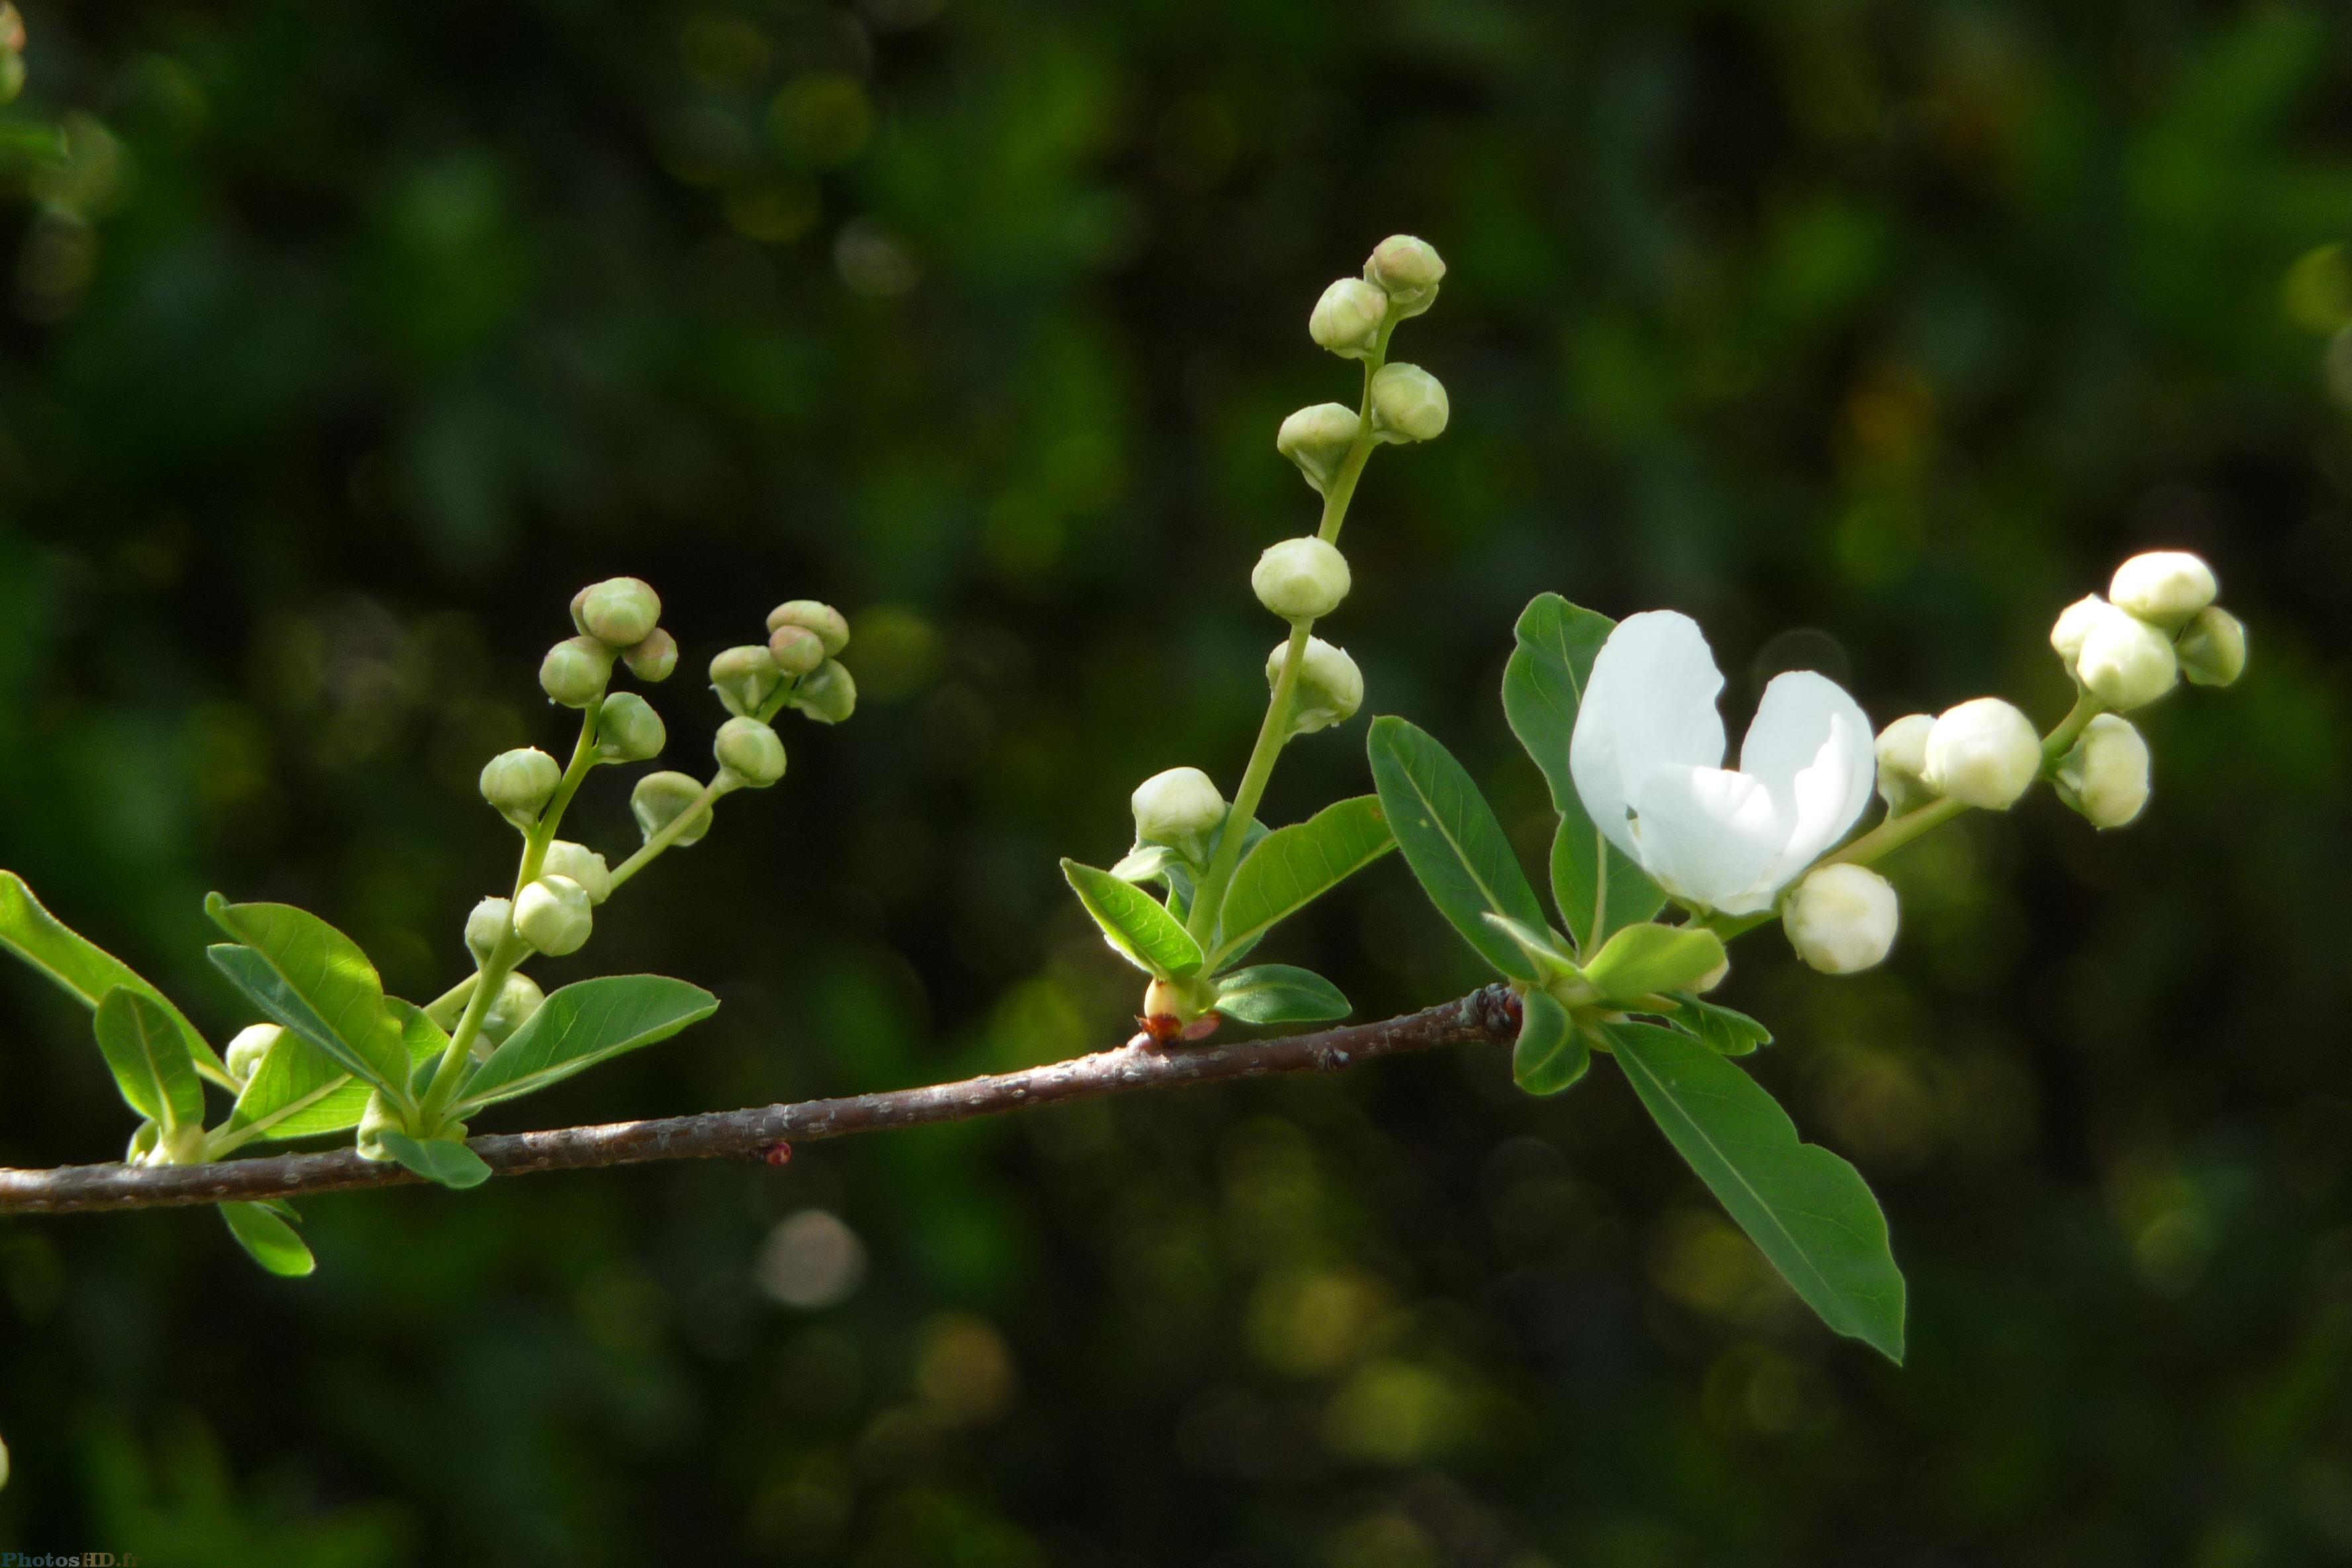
xmin=1567 ymin=611 xmax=1877 ymax=916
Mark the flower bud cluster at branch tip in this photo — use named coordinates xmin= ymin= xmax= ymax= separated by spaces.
xmin=481 ymin=748 xmax=561 ymax=820
xmin=2109 ymin=552 xmax=2216 ymax=632
xmin=1364 ymin=234 xmax=1446 ymax=318
xmin=224 ymin=1023 xmax=282 ymax=1086
xmin=1783 ymin=864 xmax=1899 ymax=975
xmin=2051 ymin=550 xmax=2241 ymax=710
xmin=769 ymin=599 xmax=850 ymax=656
xmin=1923 ymin=698 xmax=2041 ymax=810
xmin=597 ymin=692 xmax=665 ymax=763
xmin=1276 ymin=403 xmax=1361 ymax=495
xmin=1251 ymin=537 xmax=1351 ymax=621
xmin=1369 ymin=363 xmax=1449 ymax=442
xmin=1310 ymin=278 xmax=1387 ymax=360
xmin=715 ymin=716 xmax=787 ymax=787
xmin=1272 ymin=636 xmax=1363 ymax=735
xmin=573 ymin=577 xmax=663 ymax=648
xmin=1874 ymin=714 xmax=1937 ymax=814
xmin=515 ymin=875 xmax=593 ymax=956
xmin=2055 ymin=714 xmax=2151 ymax=828
xmin=1132 ymin=767 xmax=1227 ymax=861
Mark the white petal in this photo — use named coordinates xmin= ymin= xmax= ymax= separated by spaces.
xmin=1736 ymin=670 xmax=1877 ymax=901
xmin=1628 ymin=765 xmax=1781 ymax=912
xmin=1569 ymin=611 xmax=1726 ymax=866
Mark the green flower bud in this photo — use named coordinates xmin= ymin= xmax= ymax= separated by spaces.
xmin=2176 ymin=605 xmax=2247 ymax=687
xmin=2077 ymin=609 xmax=2179 ymax=710
xmin=1783 ymin=864 xmax=1899 ymax=975
xmin=465 ymin=897 xmax=513 ymax=965
xmin=1922 ymin=697 xmax=2040 ymax=810
xmin=767 ymin=599 xmax=850 ymax=656
xmin=356 ymin=1090 xmax=399 ymax=1162
xmin=1369 ymin=362 xmax=1449 ymax=443
xmin=632 ymin=770 xmax=714 ymax=846
xmin=480 ymin=748 xmax=562 ymax=818
xmin=224 ymin=1022 xmax=283 ymax=1085
xmin=1271 ymin=635 xmax=1363 ymax=735
xmin=1131 ymin=767 xmax=1226 ymax=859
xmin=540 ymin=635 xmax=615 ymax=708
xmin=2055 ymin=713 xmax=2151 ymax=830
xmin=2109 ymin=550 xmax=2216 ymax=633
xmin=794 ymin=659 xmax=857 ymax=724
xmin=514 ymin=874 xmax=593 ymax=957
xmin=623 ymin=627 xmax=678 ymax=683
xmin=479 ymin=971 xmax=544 ymax=1055
xmin=576 ymin=576 xmax=663 ymax=647
xmin=1363 ymin=234 xmax=1446 ymax=318
xmin=714 ymin=715 xmax=787 ymax=787
xmin=1251 ymin=536 xmax=1351 ymax=622
xmin=597 ymin=691 xmax=666 ymax=763
xmin=542 ymin=840 xmax=612 ymax=904
xmin=1308 ymin=277 xmax=1387 ymax=360
xmin=1873 ymin=713 xmax=1937 ymax=815
xmin=768 ymin=623 xmax=826 ymax=678
xmin=710 ymin=644 xmax=781 ymax=718
xmin=1276 ymin=403 xmax=1361 ymax=495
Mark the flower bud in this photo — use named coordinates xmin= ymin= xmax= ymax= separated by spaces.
xmin=542 ymin=840 xmax=612 ymax=904
xmin=1271 ymin=635 xmax=1364 ymax=735
xmin=2054 ymin=713 xmax=2151 ymax=829
xmin=596 ymin=691 xmax=666 ymax=763
xmin=540 ymin=635 xmax=614 ymax=707
xmin=224 ymin=1022 xmax=283 ymax=1085
xmin=767 ymin=623 xmax=826 ymax=678
xmin=714 ymin=715 xmax=787 ymax=786
xmin=479 ymin=747 xmax=562 ymax=818
xmin=2176 ymin=605 xmax=2247 ymax=687
xmin=465 ymin=896 xmax=514 ymax=964
xmin=2051 ymin=594 xmax=2111 ymax=667
xmin=632 ymin=770 xmax=714 ymax=846
xmin=356 ymin=1090 xmax=399 ymax=1162
xmin=575 ymin=576 xmax=663 ymax=647
xmin=1131 ymin=766 xmax=1226 ymax=858
xmin=514 ymin=874 xmax=593 ymax=957
xmin=479 ymin=971 xmax=544 ymax=1054
xmin=126 ymin=1118 xmax=161 ymax=1165
xmin=766 ymin=599 xmax=850 ymax=657
xmin=1368 ymin=362 xmax=1449 ymax=443
xmin=2076 ymin=609 xmax=2178 ymax=710
xmin=1783 ymin=864 xmax=1899 ymax=975
xmin=710 ymin=644 xmax=781 ymax=717
xmin=1251 ymin=536 xmax=1351 ymax=622
xmin=1874 ymin=713 xmax=1937 ymax=814
xmin=2109 ymin=550 xmax=2216 ymax=632
xmin=1923 ymin=698 xmax=2041 ymax=810
xmin=1308 ymin=277 xmax=1387 ymax=360
xmin=794 ymin=659 xmax=857 ymax=724
xmin=1364 ymin=234 xmax=1446 ymax=317
xmin=1276 ymin=403 xmax=1361 ymax=494
xmin=622 ymin=627 xmax=678 ymax=683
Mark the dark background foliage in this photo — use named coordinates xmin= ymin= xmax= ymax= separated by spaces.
xmin=1 ymin=0 xmax=2348 ymax=1561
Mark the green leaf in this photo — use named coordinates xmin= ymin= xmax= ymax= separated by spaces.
xmin=228 ymin=997 xmax=448 ymax=1143
xmin=1582 ymin=922 xmax=1726 ymax=1004
xmin=372 ymin=1130 xmax=493 ymax=1190
xmin=1479 ymin=912 xmax=1579 ymax=981
xmin=203 ymin=895 xmax=413 ymax=1102
xmin=1212 ymin=965 xmax=1351 ymax=1025
xmin=1212 ymin=796 xmax=1396 ymax=966
xmin=1609 ymin=1021 xmax=1906 ymax=1362
xmin=1669 ymin=994 xmax=1773 ymax=1057
xmin=93 ymin=988 xmax=207 ymax=1134
xmin=220 ymin=1201 xmax=317 ymax=1277
xmin=1110 ymin=844 xmax=1180 ymax=883
xmin=1500 ymin=595 xmax=1667 ymax=950
xmin=1061 ymin=860 xmax=1205 ymax=979
xmin=1512 ymin=989 xmax=1589 ymax=1095
xmin=1367 ymin=716 xmax=1549 ymax=983
xmin=454 ymin=974 xmax=718 ymax=1114
xmin=0 ymin=871 xmax=233 ymax=1087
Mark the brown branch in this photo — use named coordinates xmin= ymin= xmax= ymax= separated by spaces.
xmin=0 ymin=987 xmax=1519 ymax=1216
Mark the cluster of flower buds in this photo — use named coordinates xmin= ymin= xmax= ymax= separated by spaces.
xmin=2053 ymin=551 xmax=2245 ymax=708
xmin=694 ymin=599 xmax=855 ymax=803
xmin=542 ymin=577 xmax=677 ymax=709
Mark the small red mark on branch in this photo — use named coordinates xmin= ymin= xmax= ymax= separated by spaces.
xmin=760 ymin=1142 xmax=793 ymax=1167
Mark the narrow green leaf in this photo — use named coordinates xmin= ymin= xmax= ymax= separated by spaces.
xmin=1512 ymin=989 xmax=1589 ymax=1095
xmin=1500 ymin=595 xmax=1667 ymax=949
xmin=1479 ymin=912 xmax=1579 ymax=981
xmin=1582 ymin=923 xmax=1726 ymax=1004
xmin=1669 ymin=993 xmax=1773 ymax=1057
xmin=1367 ymin=716 xmax=1549 ymax=982
xmin=454 ymin=974 xmax=718 ymax=1114
xmin=93 ymin=989 xmax=206 ymax=1134
xmin=203 ymin=895 xmax=413 ymax=1100
xmin=1211 ymin=964 xmax=1350 ymax=1026
xmin=1610 ymin=1021 xmax=1906 ymax=1362
xmin=373 ymin=1130 xmax=493 ymax=1190
xmin=1212 ymin=796 xmax=1396 ymax=965
xmin=220 ymin=1201 xmax=317 ymax=1277
xmin=0 ymin=871 xmax=232 ymax=1087
xmin=1061 ymin=860 xmax=1205 ymax=979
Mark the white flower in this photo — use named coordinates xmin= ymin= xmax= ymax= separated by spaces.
xmin=2109 ymin=550 xmax=2216 ymax=631
xmin=1251 ymin=537 xmax=1351 ymax=620
xmin=2055 ymin=714 xmax=2151 ymax=828
xmin=1270 ymin=636 xmax=1363 ymax=735
xmin=1131 ymin=767 xmax=1226 ymax=857
xmin=1784 ymin=864 xmax=1899 ymax=975
xmin=1922 ymin=697 xmax=2041 ymax=810
xmin=1567 ymin=612 xmax=1876 ymax=916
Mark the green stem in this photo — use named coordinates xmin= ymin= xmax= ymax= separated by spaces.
xmin=608 ymin=772 xmax=742 ymax=893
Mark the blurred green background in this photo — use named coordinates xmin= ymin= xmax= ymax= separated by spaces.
xmin=0 ymin=0 xmax=2349 ymax=1562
